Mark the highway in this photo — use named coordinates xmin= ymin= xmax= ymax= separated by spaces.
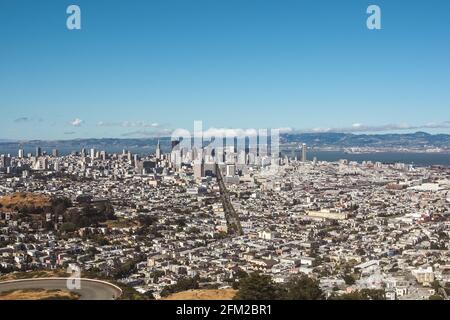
xmin=0 ymin=278 xmax=122 ymax=300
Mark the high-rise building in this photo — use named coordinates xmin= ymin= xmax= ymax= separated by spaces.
xmin=156 ymin=140 xmax=161 ymax=159
xmin=36 ymin=147 xmax=42 ymax=157
xmin=135 ymin=160 xmax=156 ymax=174
xmin=295 ymin=147 xmax=301 ymax=161
xmin=0 ymin=155 xmax=11 ymax=168
xmin=193 ymin=160 xmax=204 ymax=180
xmin=52 ymin=149 xmax=59 ymax=157
xmin=90 ymin=148 xmax=96 ymax=160
xmin=18 ymin=149 xmax=24 ymax=158
xmin=301 ymin=143 xmax=307 ymax=162
xmin=34 ymin=157 xmax=48 ymax=170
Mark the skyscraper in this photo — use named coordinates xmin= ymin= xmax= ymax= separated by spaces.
xmin=302 ymin=143 xmax=307 ymax=162
xmin=156 ymin=140 xmax=161 ymax=159
xmin=194 ymin=160 xmax=204 ymax=180
xmin=0 ymin=155 xmax=11 ymax=168
xmin=295 ymin=146 xmax=301 ymax=161
xmin=36 ymin=147 xmax=42 ymax=157
xmin=18 ymin=149 xmax=24 ymax=158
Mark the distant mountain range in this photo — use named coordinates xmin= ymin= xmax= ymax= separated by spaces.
xmin=0 ymin=132 xmax=449 ymax=154
xmin=281 ymin=131 xmax=450 ymax=149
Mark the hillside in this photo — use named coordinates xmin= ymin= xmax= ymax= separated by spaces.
xmin=162 ymin=289 xmax=237 ymax=300
xmin=0 ymin=289 xmax=80 ymax=300
xmin=0 ymin=193 xmax=52 ymax=211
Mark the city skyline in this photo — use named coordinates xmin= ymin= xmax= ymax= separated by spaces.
xmin=1 ymin=0 xmax=450 ymax=139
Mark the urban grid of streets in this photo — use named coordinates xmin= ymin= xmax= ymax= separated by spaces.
xmin=0 ymin=143 xmax=449 ymax=300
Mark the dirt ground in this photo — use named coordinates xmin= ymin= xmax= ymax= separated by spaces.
xmin=0 ymin=289 xmax=80 ymax=300
xmin=163 ymin=289 xmax=237 ymax=300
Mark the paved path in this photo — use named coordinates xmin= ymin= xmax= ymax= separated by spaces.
xmin=0 ymin=278 xmax=122 ymax=300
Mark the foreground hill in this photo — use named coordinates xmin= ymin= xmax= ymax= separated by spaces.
xmin=0 ymin=193 xmax=52 ymax=211
xmin=0 ymin=289 xmax=79 ymax=300
xmin=162 ymin=289 xmax=237 ymax=300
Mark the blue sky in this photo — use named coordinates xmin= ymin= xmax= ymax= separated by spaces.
xmin=1 ymin=0 xmax=450 ymax=139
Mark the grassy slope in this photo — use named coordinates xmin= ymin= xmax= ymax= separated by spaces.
xmin=162 ymin=289 xmax=237 ymax=300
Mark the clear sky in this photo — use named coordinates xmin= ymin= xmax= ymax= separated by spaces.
xmin=1 ymin=0 xmax=450 ymax=140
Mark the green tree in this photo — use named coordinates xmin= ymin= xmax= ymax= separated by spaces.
xmin=283 ymin=275 xmax=323 ymax=300
xmin=234 ymin=273 xmax=281 ymax=300
xmin=342 ymin=274 xmax=356 ymax=285
xmin=60 ymin=222 xmax=76 ymax=233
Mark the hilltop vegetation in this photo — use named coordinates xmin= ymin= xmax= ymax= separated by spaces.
xmin=0 ymin=192 xmax=115 ymax=232
xmin=0 ymin=270 xmax=69 ymax=282
xmin=0 ymin=193 xmax=53 ymax=211
xmin=0 ymin=289 xmax=80 ymax=300
xmin=232 ymin=272 xmax=386 ymax=300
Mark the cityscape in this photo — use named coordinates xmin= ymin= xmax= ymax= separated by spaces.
xmin=0 ymin=137 xmax=449 ymax=300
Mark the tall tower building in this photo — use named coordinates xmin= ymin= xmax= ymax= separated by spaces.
xmin=36 ymin=147 xmax=42 ymax=157
xmin=52 ymin=149 xmax=59 ymax=157
xmin=18 ymin=149 xmax=24 ymax=158
xmin=301 ymin=143 xmax=307 ymax=162
xmin=156 ymin=140 xmax=161 ymax=159
xmin=194 ymin=160 xmax=204 ymax=180
xmin=0 ymin=155 xmax=11 ymax=168
xmin=295 ymin=146 xmax=301 ymax=161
